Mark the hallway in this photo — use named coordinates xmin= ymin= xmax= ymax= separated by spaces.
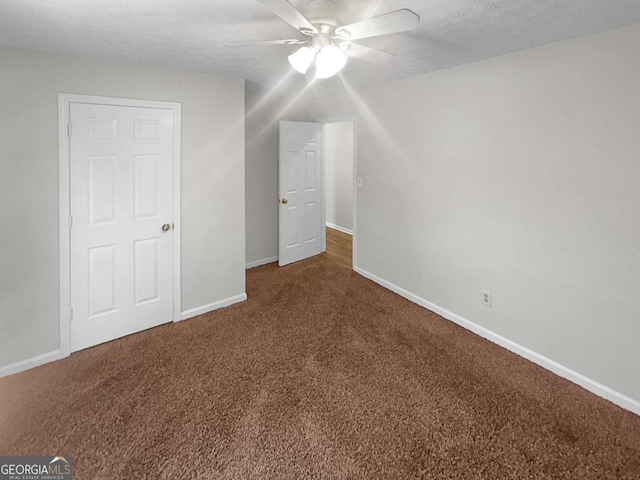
xmin=323 ymin=226 xmax=352 ymax=269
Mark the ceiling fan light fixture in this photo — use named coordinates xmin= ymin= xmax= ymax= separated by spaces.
xmin=232 ymin=2 xmax=420 ymax=81
xmin=288 ymin=46 xmax=316 ymax=74
xmin=314 ymin=44 xmax=347 ymax=79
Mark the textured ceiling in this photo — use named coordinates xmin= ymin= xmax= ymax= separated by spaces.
xmin=2 ymin=0 xmax=640 ymax=92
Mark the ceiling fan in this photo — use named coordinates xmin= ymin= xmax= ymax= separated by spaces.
xmin=226 ymin=0 xmax=420 ymax=79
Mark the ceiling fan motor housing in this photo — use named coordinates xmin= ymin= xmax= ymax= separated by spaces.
xmin=306 ymin=0 xmax=339 ymax=27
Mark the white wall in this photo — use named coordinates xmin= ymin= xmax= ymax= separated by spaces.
xmin=0 ymin=46 xmax=245 ymax=368
xmin=312 ymin=23 xmax=640 ymax=403
xmin=324 ymin=121 xmax=354 ymax=232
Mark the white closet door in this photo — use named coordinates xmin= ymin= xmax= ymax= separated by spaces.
xmin=70 ymin=102 xmax=175 ymax=351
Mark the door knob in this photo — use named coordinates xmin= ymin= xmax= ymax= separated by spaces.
xmin=162 ymin=223 xmax=171 ymax=232
xmin=281 ymin=198 xmax=288 ymax=204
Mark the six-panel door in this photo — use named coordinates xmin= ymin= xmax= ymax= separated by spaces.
xmin=70 ymin=103 xmax=174 ymax=352
xmin=278 ymin=121 xmax=323 ymax=266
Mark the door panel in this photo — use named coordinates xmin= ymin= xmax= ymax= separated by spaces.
xmin=70 ymin=102 xmax=174 ymax=352
xmin=88 ymin=156 xmax=117 ymax=224
xmin=88 ymin=244 xmax=118 ymax=317
xmin=279 ymin=121 xmax=323 ymax=266
xmin=305 ymin=152 xmax=316 ymax=190
xmin=134 ymin=155 xmax=160 ymax=219
xmin=134 ymin=238 xmax=160 ymax=305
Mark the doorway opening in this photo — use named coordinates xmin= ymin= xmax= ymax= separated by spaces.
xmin=321 ymin=116 xmax=356 ymax=270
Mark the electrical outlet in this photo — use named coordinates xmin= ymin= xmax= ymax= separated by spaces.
xmin=482 ymin=290 xmax=492 ymax=307
xmin=357 ymin=177 xmax=363 ymax=187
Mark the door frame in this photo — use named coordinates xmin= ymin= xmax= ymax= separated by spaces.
xmin=58 ymin=94 xmax=182 ymax=357
xmin=318 ymin=115 xmax=358 ymax=269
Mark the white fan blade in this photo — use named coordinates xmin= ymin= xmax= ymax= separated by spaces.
xmin=257 ymin=0 xmax=318 ymax=35
xmin=335 ymin=9 xmax=419 ymax=40
xmin=342 ymin=42 xmax=396 ymax=64
xmin=225 ymin=39 xmax=305 ymax=47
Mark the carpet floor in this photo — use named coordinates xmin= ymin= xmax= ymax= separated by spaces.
xmin=1 ymin=256 xmax=639 ymax=479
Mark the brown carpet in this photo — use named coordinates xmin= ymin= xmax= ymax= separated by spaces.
xmin=1 ymin=256 xmax=639 ymax=479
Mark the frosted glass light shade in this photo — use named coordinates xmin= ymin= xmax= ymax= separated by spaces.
xmin=288 ymin=46 xmax=316 ymax=74
xmin=315 ymin=45 xmax=347 ymax=79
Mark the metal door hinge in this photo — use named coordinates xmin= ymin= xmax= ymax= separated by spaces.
xmin=67 ymin=123 xmax=73 ymax=137
xmin=70 ymin=308 xmax=74 ymax=321
xmin=68 ymin=216 xmax=73 ymax=229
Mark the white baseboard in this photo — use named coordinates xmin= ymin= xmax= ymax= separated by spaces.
xmin=354 ymin=266 xmax=640 ymax=417
xmin=246 ymin=256 xmax=279 ymax=269
xmin=179 ymin=293 xmax=248 ymax=322
xmin=2 ymin=294 xmax=249 ymax=377
xmin=0 ymin=349 xmax=66 ymax=378
xmin=326 ymin=222 xmax=353 ymax=235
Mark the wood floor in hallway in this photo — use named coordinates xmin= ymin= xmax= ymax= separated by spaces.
xmin=323 ymin=226 xmax=352 ymax=269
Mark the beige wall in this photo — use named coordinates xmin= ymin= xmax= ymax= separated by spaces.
xmin=311 ymin=23 xmax=640 ymax=402
xmin=324 ymin=121 xmax=354 ymax=232
xmin=0 ymin=46 xmax=245 ymax=368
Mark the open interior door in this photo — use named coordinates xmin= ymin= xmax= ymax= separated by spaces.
xmin=278 ymin=121 xmax=323 ymax=266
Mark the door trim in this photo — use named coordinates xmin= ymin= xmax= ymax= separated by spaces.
xmin=58 ymin=94 xmax=181 ymax=357
xmin=318 ymin=115 xmax=358 ymax=270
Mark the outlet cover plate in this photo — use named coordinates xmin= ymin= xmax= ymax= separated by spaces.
xmin=482 ymin=290 xmax=492 ymax=307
